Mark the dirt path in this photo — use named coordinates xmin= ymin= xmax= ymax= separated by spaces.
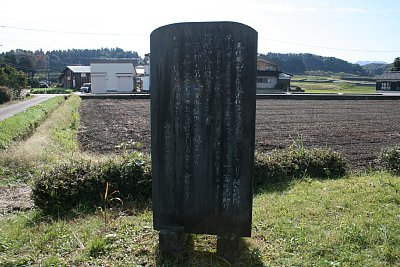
xmin=0 ymin=184 xmax=32 ymax=215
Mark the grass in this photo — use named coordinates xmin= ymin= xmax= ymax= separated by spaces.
xmin=0 ymin=95 xmax=81 ymax=185
xmin=0 ymin=172 xmax=399 ymax=266
xmin=0 ymin=96 xmax=66 ymax=150
xmin=251 ymin=173 xmax=400 ymax=266
xmin=30 ymin=88 xmax=75 ymax=94
xmin=296 ymin=83 xmax=376 ymax=94
xmin=0 ymin=91 xmax=399 ymax=265
xmin=291 ymin=74 xmax=376 ymax=94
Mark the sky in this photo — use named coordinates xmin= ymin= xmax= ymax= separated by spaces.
xmin=1 ymin=0 xmax=400 ymax=63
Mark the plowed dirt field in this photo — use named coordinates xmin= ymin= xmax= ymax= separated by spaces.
xmin=78 ymin=99 xmax=400 ymax=170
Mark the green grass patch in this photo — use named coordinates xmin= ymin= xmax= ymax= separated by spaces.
xmin=251 ymin=172 xmax=400 ymax=266
xmin=0 ymin=96 xmax=65 ymax=150
xmin=292 ymin=81 xmax=376 ymax=94
xmin=1 ymin=172 xmax=399 ymax=266
xmin=0 ymin=95 xmax=80 ymax=185
xmin=291 ymin=74 xmax=376 ymax=94
xmin=30 ymin=88 xmax=75 ymax=94
xmin=48 ymin=94 xmax=81 ymax=155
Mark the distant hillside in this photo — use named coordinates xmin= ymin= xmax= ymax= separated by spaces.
xmin=356 ymin=60 xmax=387 ymax=66
xmin=262 ymin=53 xmax=367 ymax=75
xmin=361 ymin=63 xmax=391 ymax=76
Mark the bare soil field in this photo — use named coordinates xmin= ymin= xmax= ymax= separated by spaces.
xmin=78 ymin=99 xmax=400 ymax=170
xmin=0 ymin=185 xmax=32 ymax=216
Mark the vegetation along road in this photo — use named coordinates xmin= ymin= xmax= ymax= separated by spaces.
xmin=0 ymin=94 xmax=62 ymax=121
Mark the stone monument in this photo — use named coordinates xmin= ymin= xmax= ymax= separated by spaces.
xmin=150 ymin=21 xmax=257 ymax=261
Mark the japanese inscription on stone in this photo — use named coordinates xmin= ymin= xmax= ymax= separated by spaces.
xmin=151 ymin=22 xmax=257 ymax=236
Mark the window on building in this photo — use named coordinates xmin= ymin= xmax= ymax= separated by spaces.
xmin=381 ymin=82 xmax=390 ymax=90
xmin=257 ymin=77 xmax=271 ymax=83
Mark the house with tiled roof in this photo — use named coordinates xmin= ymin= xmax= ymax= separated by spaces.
xmin=376 ymin=71 xmax=400 ymax=91
xmin=256 ymin=55 xmax=292 ymax=91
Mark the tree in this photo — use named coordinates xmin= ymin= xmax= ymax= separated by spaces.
xmin=0 ymin=65 xmax=27 ymax=98
xmin=391 ymin=57 xmax=400 ymax=71
xmin=3 ymin=50 xmax=36 ymax=80
xmin=18 ymin=56 xmax=35 ymax=80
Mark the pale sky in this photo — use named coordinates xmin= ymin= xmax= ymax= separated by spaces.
xmin=1 ymin=0 xmax=399 ymax=63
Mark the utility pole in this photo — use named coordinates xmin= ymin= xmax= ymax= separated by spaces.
xmin=46 ymin=54 xmax=50 ymax=85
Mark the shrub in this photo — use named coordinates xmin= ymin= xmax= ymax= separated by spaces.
xmin=254 ymin=146 xmax=348 ymax=190
xmin=32 ymin=152 xmax=152 ymax=213
xmin=30 ymin=88 xmax=74 ymax=94
xmin=0 ymin=86 xmax=13 ymax=104
xmin=378 ymin=145 xmax=400 ymax=174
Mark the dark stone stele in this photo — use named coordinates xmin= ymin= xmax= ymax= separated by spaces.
xmin=150 ymin=22 xmax=258 ymax=239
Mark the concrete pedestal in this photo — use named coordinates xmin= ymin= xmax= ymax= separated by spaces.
xmin=159 ymin=226 xmax=188 ymax=254
xmin=217 ymin=235 xmax=240 ymax=263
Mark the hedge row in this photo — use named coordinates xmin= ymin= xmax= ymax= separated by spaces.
xmin=30 ymin=88 xmax=74 ymax=94
xmin=32 ymin=146 xmax=350 ymax=213
xmin=254 ymin=147 xmax=348 ymax=190
xmin=378 ymin=145 xmax=400 ymax=174
xmin=32 ymin=153 xmax=152 ymax=213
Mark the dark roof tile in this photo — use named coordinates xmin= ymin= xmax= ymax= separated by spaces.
xmin=377 ymin=71 xmax=400 ymax=81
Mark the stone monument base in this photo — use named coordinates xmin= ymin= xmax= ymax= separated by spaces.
xmin=159 ymin=226 xmax=188 ymax=254
xmin=217 ymin=235 xmax=240 ymax=263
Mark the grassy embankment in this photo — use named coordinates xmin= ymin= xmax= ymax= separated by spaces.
xmin=0 ymin=95 xmax=80 ymax=185
xmin=30 ymin=88 xmax=75 ymax=94
xmin=0 ymin=94 xmax=399 ymax=266
xmin=0 ymin=96 xmax=66 ymax=150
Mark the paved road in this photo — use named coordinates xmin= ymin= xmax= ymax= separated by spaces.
xmin=0 ymin=94 xmax=62 ymax=121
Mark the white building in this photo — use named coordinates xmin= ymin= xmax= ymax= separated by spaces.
xmin=135 ymin=64 xmax=150 ymax=91
xmin=90 ymin=63 xmax=136 ymax=93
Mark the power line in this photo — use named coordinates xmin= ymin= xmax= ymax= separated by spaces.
xmin=259 ymin=36 xmax=400 ymax=53
xmin=1 ymin=25 xmax=144 ymax=36
xmin=2 ymin=24 xmax=400 ymax=54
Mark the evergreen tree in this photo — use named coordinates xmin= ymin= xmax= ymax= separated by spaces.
xmin=391 ymin=57 xmax=400 ymax=71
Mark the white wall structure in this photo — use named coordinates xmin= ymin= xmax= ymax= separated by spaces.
xmin=256 ymin=75 xmax=278 ymax=89
xmin=90 ymin=63 xmax=136 ymax=93
xmin=141 ymin=76 xmax=150 ymax=91
xmin=135 ymin=64 xmax=150 ymax=91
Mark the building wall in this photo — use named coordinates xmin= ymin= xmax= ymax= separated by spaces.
xmin=91 ymin=63 xmax=135 ymax=93
xmin=257 ymin=59 xmax=278 ymax=71
xmin=63 ymin=69 xmax=91 ymax=89
xmin=257 ymin=76 xmax=278 ymax=89
xmin=376 ymin=81 xmax=400 ymax=91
